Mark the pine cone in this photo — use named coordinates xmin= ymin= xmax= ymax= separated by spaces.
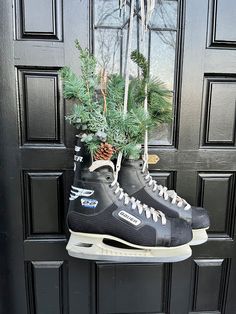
xmin=94 ymin=143 xmax=114 ymax=160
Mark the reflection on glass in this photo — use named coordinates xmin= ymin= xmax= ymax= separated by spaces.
xmin=94 ymin=29 xmax=121 ymax=73
xmin=150 ymin=31 xmax=176 ymax=90
xmin=149 ymin=95 xmax=174 ymax=145
xmin=149 ymin=122 xmax=173 ymax=145
xmin=149 ymin=0 xmax=178 ymax=29
xmin=94 ymin=0 xmax=129 ymax=27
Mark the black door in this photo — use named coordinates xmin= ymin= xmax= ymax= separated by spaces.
xmin=1 ymin=1 xmax=236 ymax=314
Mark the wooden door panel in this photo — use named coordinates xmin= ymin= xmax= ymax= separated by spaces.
xmin=25 ymin=260 xmax=68 ymax=314
xmin=198 ymin=173 xmax=235 ymax=237
xmin=23 ymin=171 xmax=65 ymax=236
xmin=208 ymin=0 xmax=236 ymax=47
xmin=1 ymin=1 xmax=236 ymax=314
xmin=201 ymin=77 xmax=236 ymax=147
xmin=17 ymin=68 xmax=63 ymax=144
xmin=14 ymin=0 xmax=63 ymax=41
xmin=97 ymin=263 xmax=168 ymax=314
xmin=190 ymin=258 xmax=230 ymax=313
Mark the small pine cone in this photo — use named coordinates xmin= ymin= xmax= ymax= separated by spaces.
xmin=94 ymin=143 xmax=114 ymax=160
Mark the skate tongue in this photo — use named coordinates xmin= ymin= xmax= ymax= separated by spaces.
xmin=89 ymin=160 xmax=115 ymax=172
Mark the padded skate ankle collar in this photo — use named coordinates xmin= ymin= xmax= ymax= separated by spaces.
xmin=80 ymin=168 xmax=114 ymax=184
xmin=89 ymin=160 xmax=115 ymax=172
xmin=123 ymin=159 xmax=143 ymax=168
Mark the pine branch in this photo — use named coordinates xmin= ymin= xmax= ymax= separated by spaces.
xmin=106 ymin=74 xmax=125 ymax=110
xmin=148 ymin=78 xmax=173 ymax=124
xmin=131 ymin=50 xmax=149 ymax=81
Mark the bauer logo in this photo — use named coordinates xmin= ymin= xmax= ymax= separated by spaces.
xmin=74 ymin=155 xmax=83 ymax=162
xmin=81 ymin=198 xmax=98 ymax=208
xmin=118 ymin=210 xmax=141 ymax=226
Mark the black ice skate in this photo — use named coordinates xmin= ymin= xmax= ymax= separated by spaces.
xmin=66 ymin=159 xmax=192 ymax=262
xmin=119 ymin=159 xmax=210 ymax=246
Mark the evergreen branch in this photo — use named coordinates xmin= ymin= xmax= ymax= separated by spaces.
xmin=131 ymin=50 xmax=149 ymax=81
xmin=75 ymin=39 xmax=97 ymax=106
xmin=100 ymin=69 xmax=108 ymax=114
xmin=59 ymin=67 xmax=86 ymax=101
xmin=147 ymin=78 xmax=173 ymax=124
xmin=106 ymin=74 xmax=125 ymax=110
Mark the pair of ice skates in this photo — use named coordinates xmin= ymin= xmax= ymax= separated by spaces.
xmin=66 ymin=140 xmax=210 ymax=263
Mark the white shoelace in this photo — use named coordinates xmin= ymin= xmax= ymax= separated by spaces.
xmin=89 ymin=161 xmax=166 ymax=224
xmin=110 ymin=179 xmax=166 ymax=225
xmin=142 ymin=166 xmax=191 ymax=211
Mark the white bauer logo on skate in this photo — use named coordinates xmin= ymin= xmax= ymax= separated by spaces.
xmin=74 ymin=155 xmax=83 ymax=162
xmin=73 ymin=150 xmax=83 ymax=171
xmin=75 ymin=146 xmax=81 ymax=152
xmin=118 ymin=210 xmax=141 ymax=226
xmin=69 ymin=186 xmax=94 ymax=200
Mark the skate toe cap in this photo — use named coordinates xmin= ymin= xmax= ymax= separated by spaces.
xmin=191 ymin=206 xmax=210 ymax=229
xmin=170 ymin=218 xmax=193 ymax=246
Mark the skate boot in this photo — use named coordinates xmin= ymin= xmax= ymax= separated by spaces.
xmin=67 ymin=160 xmax=192 ymax=262
xmin=119 ymin=159 xmax=210 ymax=246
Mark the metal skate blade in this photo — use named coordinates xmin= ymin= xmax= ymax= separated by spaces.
xmin=189 ymin=228 xmax=208 ymax=246
xmin=66 ymin=231 xmax=192 ymax=263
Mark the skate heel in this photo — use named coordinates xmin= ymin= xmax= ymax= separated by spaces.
xmin=66 ymin=231 xmax=192 ymax=263
xmin=190 ymin=228 xmax=209 ymax=246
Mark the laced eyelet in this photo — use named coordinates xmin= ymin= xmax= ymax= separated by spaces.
xmin=144 ymin=169 xmax=190 ymax=212
xmin=109 ymin=177 xmax=165 ymax=224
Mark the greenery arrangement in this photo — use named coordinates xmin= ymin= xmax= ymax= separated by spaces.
xmin=60 ymin=40 xmax=172 ymax=160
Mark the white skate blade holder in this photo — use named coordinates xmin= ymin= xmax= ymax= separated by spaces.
xmin=190 ymin=227 xmax=209 ymax=246
xmin=67 ymin=230 xmax=192 ymax=263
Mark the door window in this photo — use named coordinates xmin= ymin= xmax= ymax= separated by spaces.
xmin=93 ymin=0 xmax=179 ymax=145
